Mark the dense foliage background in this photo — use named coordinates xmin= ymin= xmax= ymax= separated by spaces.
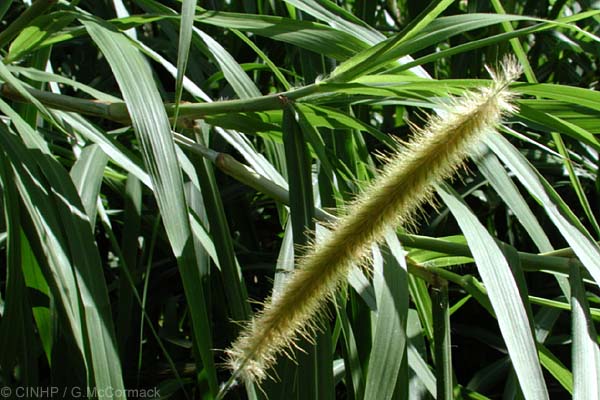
xmin=0 ymin=0 xmax=599 ymax=399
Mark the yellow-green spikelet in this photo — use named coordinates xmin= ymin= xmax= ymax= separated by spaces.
xmin=225 ymin=57 xmax=522 ymax=385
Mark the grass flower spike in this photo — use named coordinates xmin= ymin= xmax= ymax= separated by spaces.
xmin=225 ymin=57 xmax=523 ymax=386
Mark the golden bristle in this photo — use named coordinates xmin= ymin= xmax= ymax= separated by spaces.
xmin=224 ymin=56 xmax=522 ymax=386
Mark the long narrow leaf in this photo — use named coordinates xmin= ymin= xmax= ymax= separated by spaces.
xmin=83 ymin=19 xmax=219 ymax=395
xmin=0 ymin=123 xmax=125 ymax=398
xmin=486 ymin=133 xmax=600 ymax=287
xmin=364 ymin=231 xmax=408 ymax=400
xmin=438 ymin=183 xmax=548 ymax=400
xmin=570 ymin=264 xmax=600 ymax=400
xmin=173 ymin=0 xmax=197 ymax=124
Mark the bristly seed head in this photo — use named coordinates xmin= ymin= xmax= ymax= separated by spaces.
xmin=223 ymin=56 xmax=522 ymax=387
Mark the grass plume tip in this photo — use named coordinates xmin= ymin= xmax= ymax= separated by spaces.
xmin=224 ymin=56 xmax=522 ymax=386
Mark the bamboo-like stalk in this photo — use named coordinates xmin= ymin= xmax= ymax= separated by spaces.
xmin=223 ymin=57 xmax=523 ymax=386
xmin=0 ymin=81 xmax=321 ymax=123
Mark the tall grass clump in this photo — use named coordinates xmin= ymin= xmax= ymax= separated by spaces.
xmin=225 ymin=58 xmax=522 ymax=385
xmin=1 ymin=1 xmax=599 ymax=399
